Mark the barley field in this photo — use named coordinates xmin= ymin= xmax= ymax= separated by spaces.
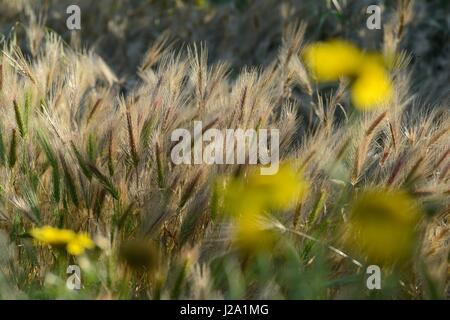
xmin=0 ymin=0 xmax=448 ymax=300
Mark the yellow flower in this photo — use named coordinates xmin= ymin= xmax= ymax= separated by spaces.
xmin=220 ymin=163 xmax=308 ymax=252
xmin=75 ymin=233 xmax=95 ymax=249
xmin=302 ymin=39 xmax=395 ymax=111
xmin=66 ymin=241 xmax=85 ymax=256
xmin=222 ymin=163 xmax=308 ymax=216
xmin=195 ymin=0 xmax=207 ymax=8
xmin=246 ymin=164 xmax=308 ymax=210
xmin=351 ymin=61 xmax=393 ymax=110
xmin=31 ymin=226 xmax=76 ymax=245
xmin=234 ymin=213 xmax=275 ymax=252
xmin=31 ymin=226 xmax=95 ymax=256
xmin=303 ymin=39 xmax=364 ymax=82
xmin=342 ymin=189 xmax=422 ymax=265
xmin=66 ymin=233 xmax=95 ymax=256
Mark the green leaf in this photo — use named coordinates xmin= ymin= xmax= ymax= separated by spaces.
xmin=37 ymin=131 xmax=60 ymax=202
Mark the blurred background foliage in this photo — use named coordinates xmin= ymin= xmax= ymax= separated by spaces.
xmin=0 ymin=0 xmax=448 ymax=103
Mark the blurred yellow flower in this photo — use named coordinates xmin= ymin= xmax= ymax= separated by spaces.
xmin=66 ymin=233 xmax=95 ymax=256
xmin=303 ymin=39 xmax=364 ymax=82
xmin=351 ymin=61 xmax=393 ymax=110
xmin=31 ymin=226 xmax=94 ymax=256
xmin=66 ymin=241 xmax=85 ymax=256
xmin=195 ymin=0 xmax=207 ymax=8
xmin=302 ymin=39 xmax=394 ymax=111
xmin=31 ymin=226 xmax=76 ymax=245
xmin=342 ymin=189 xmax=422 ymax=265
xmin=223 ymin=163 xmax=308 ymax=217
xmin=234 ymin=213 xmax=275 ymax=252
xmin=220 ymin=163 xmax=308 ymax=252
xmin=246 ymin=165 xmax=308 ymax=209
